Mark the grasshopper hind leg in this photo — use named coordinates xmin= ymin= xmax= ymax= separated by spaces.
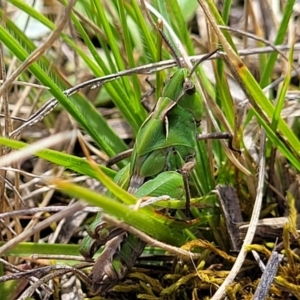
xmin=91 ymin=233 xmax=146 ymax=294
xmin=91 ymin=234 xmax=126 ymax=294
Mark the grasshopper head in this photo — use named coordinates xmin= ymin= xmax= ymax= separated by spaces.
xmin=162 ymin=69 xmax=202 ymax=123
xmin=162 ymin=69 xmax=189 ymax=99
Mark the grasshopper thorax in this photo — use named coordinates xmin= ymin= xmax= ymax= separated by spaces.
xmin=162 ymin=69 xmax=191 ymax=100
xmin=162 ymin=69 xmax=202 ymax=123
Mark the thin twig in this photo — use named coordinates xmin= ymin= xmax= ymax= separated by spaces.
xmin=0 ymin=206 xmax=100 ymax=219
xmin=0 ymin=201 xmax=86 ymax=256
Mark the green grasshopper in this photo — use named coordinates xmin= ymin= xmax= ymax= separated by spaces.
xmin=79 ymin=64 xmax=208 ymax=294
xmin=80 ymin=33 xmax=232 ymax=293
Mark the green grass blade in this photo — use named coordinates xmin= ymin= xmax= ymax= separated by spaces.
xmin=1 ymin=242 xmax=79 ymax=257
xmin=130 ymin=0 xmax=157 ymax=62
xmin=260 ymin=0 xmax=296 ymax=87
xmin=71 ymin=2 xmax=145 ymax=132
xmin=54 ymin=179 xmax=187 ymax=246
xmin=221 ymin=0 xmax=232 ymax=24
xmin=166 ymin=0 xmax=195 ymax=54
xmin=271 ymin=47 xmax=293 ymax=131
xmin=0 ymin=137 xmax=116 ymax=179
xmin=117 ymin=0 xmax=142 ymax=100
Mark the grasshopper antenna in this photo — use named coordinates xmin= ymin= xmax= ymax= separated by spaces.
xmin=157 ymin=27 xmax=182 ymax=68
xmin=141 ymin=0 xmax=182 ymax=68
xmin=189 ymin=48 xmax=220 ymax=76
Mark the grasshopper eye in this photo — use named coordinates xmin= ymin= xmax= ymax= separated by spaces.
xmin=183 ymin=78 xmax=195 ymax=95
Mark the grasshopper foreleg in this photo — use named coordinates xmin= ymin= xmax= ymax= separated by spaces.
xmin=105 ymin=149 xmax=133 ymax=167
